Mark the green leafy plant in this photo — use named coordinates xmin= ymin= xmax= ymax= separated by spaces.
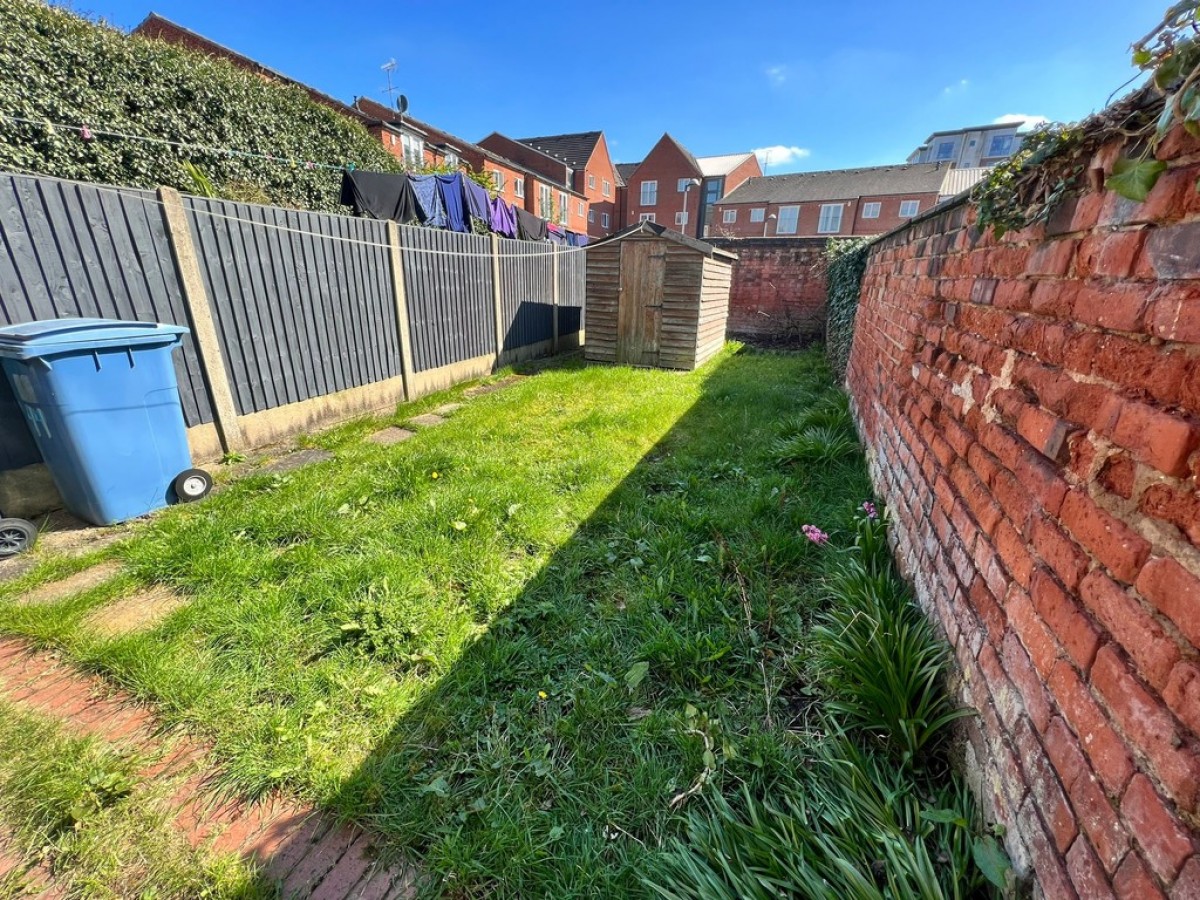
xmin=772 ymin=425 xmax=859 ymax=465
xmin=825 ymin=238 xmax=870 ymax=380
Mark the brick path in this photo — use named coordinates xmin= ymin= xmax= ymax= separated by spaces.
xmin=0 ymin=637 xmax=417 ymax=899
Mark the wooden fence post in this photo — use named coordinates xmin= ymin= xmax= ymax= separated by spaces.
xmin=386 ymin=222 xmax=416 ymax=401
xmin=157 ymin=187 xmax=245 ymax=453
xmin=552 ymin=245 xmax=560 ymax=354
xmin=491 ymin=233 xmax=504 ymax=365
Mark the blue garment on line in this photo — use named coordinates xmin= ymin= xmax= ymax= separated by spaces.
xmin=463 ymin=177 xmax=491 ymax=225
xmin=567 ymin=231 xmax=589 ymax=247
xmin=436 ymin=174 xmax=469 ymax=233
xmin=409 ymin=175 xmax=446 ymax=228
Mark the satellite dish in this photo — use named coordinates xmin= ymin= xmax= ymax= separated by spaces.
xmin=396 ymin=95 xmax=409 ymax=115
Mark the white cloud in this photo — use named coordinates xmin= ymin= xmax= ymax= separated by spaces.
xmin=942 ymin=78 xmax=970 ymax=97
xmin=754 ymin=145 xmax=812 ymax=168
xmin=764 ymin=64 xmax=788 ymax=86
xmin=992 ymin=113 xmax=1051 ymax=132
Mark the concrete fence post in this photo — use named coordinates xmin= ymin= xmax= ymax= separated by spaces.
xmin=491 ymin=233 xmax=504 ymax=365
xmin=552 ymin=244 xmax=560 ymax=354
xmin=386 ymin=221 xmax=416 ymax=401
xmin=157 ymin=187 xmax=245 ymax=453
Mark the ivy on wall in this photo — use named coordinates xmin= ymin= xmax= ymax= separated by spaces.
xmin=824 ymin=238 xmax=870 ymax=381
xmin=0 ymin=0 xmax=402 ymax=212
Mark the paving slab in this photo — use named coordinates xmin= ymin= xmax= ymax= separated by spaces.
xmin=18 ymin=561 xmax=124 ymax=606
xmin=259 ymin=448 xmax=334 ymax=475
xmin=432 ymin=402 xmax=464 ymax=416
xmin=463 ymin=375 xmax=522 ymax=398
xmin=83 ymin=584 xmax=189 ymax=637
xmin=367 ymin=427 xmax=415 ymax=446
xmin=408 ymin=413 xmax=446 ymax=428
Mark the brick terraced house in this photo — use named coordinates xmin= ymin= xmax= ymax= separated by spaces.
xmin=617 ymin=134 xmax=761 ymax=238
xmin=711 ymin=163 xmax=951 ymax=239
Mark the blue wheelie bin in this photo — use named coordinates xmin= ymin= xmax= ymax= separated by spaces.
xmin=0 ymin=318 xmax=213 ymax=526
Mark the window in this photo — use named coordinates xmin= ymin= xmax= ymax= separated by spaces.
xmin=749 ymin=208 xmax=765 ymax=223
xmin=776 ymin=205 xmax=799 ymax=234
xmin=603 ymin=179 xmax=611 ymax=197
xmin=601 ymin=212 xmax=610 ymax=227
xmin=588 ymin=209 xmax=596 ymax=223
xmin=578 ymin=200 xmax=585 ymax=216
xmin=818 ymin=203 xmax=843 ymax=233
xmin=588 ymin=173 xmax=596 ymax=190
xmin=400 ymin=132 xmax=424 ymax=167
xmin=514 ymin=178 xmax=525 ymax=199
xmin=722 ymin=209 xmax=737 ymax=224
xmin=640 ymin=180 xmax=658 ymax=205
xmin=899 ymin=199 xmax=920 ymax=218
xmin=559 ymin=192 xmax=569 ymax=225
xmin=678 ymin=178 xmax=693 ymax=192
xmin=861 ymin=201 xmax=881 ymax=219
xmin=539 ymin=184 xmax=553 ymax=217
xmin=639 ymin=213 xmax=656 ymax=223
xmin=492 ymin=170 xmax=506 ymax=192
xmin=444 ymin=151 xmax=460 ymax=169
xmin=935 ymin=140 xmax=955 ymax=161
xmin=676 ymin=211 xmax=688 ymax=226
xmin=987 ymin=134 xmax=1015 ymax=157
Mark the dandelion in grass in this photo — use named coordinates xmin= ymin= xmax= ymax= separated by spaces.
xmin=802 ymin=524 xmax=829 ymax=545
xmin=431 ymin=471 xmax=440 ymax=479
xmin=538 ymin=691 xmax=548 ymax=700
xmin=862 ymin=501 xmax=878 ymax=520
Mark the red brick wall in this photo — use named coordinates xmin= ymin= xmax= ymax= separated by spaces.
xmin=624 ymin=136 xmax=703 ymax=230
xmin=581 ymin=135 xmax=619 ymax=239
xmin=712 ymin=192 xmax=940 ymax=239
xmin=846 ymin=127 xmax=1200 ymax=897
xmin=708 ymin=238 xmax=827 ymax=341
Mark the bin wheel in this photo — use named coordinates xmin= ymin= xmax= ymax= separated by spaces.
xmin=0 ymin=518 xmax=37 ymax=558
xmin=173 ymin=469 xmax=213 ymax=503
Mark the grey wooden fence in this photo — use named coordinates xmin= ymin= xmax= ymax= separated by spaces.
xmin=0 ymin=171 xmax=586 ymax=473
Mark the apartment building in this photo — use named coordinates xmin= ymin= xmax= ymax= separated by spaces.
xmin=907 ymin=123 xmax=1024 ymax=168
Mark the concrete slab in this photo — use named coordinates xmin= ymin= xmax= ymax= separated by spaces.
xmin=260 ymin=449 xmax=334 ymax=475
xmin=19 ymin=561 xmax=124 ymax=606
xmin=84 ymin=584 xmax=189 ymax=637
xmin=408 ymin=414 xmax=446 ymax=428
xmin=432 ymin=403 xmax=464 ymax=417
xmin=367 ymin=428 xmax=415 ymax=446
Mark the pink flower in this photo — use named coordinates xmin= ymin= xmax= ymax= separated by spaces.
xmin=802 ymin=524 xmax=829 ymax=545
xmin=862 ymin=501 xmax=878 ymax=520
xmin=79 ymin=125 xmax=93 ymax=141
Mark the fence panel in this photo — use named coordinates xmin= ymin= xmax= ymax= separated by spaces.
xmin=557 ymin=246 xmax=585 ymax=336
xmin=184 ymin=197 xmax=398 ymax=417
xmin=399 ymin=226 xmax=495 ymax=373
xmin=498 ymin=239 xmax=554 ymax=352
xmin=0 ymin=173 xmax=214 ymax=427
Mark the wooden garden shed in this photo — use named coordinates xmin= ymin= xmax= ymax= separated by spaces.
xmin=584 ymin=221 xmax=736 ymax=370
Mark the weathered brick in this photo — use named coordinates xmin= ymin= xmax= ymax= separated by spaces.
xmin=1163 ymin=661 xmax=1200 ymax=738
xmin=1032 ymin=567 xmax=1102 ymax=672
xmin=1073 ymin=283 xmax=1148 ymax=332
xmin=1173 ymin=857 xmax=1200 ymax=900
xmin=1070 ymin=769 xmax=1131 ymax=874
xmin=1139 ymin=483 xmax=1200 ymax=547
xmin=1136 ymin=557 xmax=1200 ymax=653
xmin=1106 ymin=399 xmax=1200 ymax=478
xmin=1031 ymin=514 xmax=1091 ymax=592
xmin=1145 ymin=221 xmax=1200 ymax=280
xmin=1067 ymin=837 xmax=1117 ymax=900
xmin=1080 ymin=570 xmax=1180 ymax=691
xmin=1060 ymin=492 xmax=1151 ymax=585
xmin=1119 ymin=774 xmax=1195 ymax=882
xmin=1113 ymin=852 xmax=1166 ymax=900
xmin=1050 ymin=659 xmax=1135 ymax=795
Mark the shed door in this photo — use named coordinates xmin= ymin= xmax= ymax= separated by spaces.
xmin=616 ymin=240 xmax=666 ymax=366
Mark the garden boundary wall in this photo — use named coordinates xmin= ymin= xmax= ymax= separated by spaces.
xmin=846 ymin=127 xmax=1200 ymax=897
xmin=707 ymin=236 xmax=827 ymax=343
xmin=0 ymin=171 xmax=583 ymax=515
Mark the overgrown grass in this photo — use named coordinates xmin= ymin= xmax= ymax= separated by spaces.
xmin=0 ymin=347 xmax=960 ymax=896
xmin=0 ymin=702 xmax=273 ymax=898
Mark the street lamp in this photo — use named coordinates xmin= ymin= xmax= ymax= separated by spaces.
xmin=682 ymin=178 xmax=700 ymax=236
xmin=763 ymin=212 xmax=776 ymax=237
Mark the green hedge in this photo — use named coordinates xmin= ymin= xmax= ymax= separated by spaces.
xmin=825 ymin=238 xmax=871 ymax=381
xmin=0 ymin=0 xmax=401 ymax=211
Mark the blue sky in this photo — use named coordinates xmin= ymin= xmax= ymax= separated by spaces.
xmin=88 ymin=0 xmax=1165 ymax=172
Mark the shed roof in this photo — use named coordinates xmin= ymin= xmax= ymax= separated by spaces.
xmin=939 ymin=167 xmax=990 ymax=197
xmin=590 ymin=220 xmax=738 ymax=261
xmin=719 ymin=163 xmax=949 ymax=205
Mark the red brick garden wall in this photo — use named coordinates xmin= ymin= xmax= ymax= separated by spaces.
xmin=846 ymin=129 xmax=1200 ymax=898
xmin=709 ymin=238 xmax=828 ymax=342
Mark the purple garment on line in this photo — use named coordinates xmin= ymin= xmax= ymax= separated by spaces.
xmin=489 ymin=197 xmax=517 ymax=238
xmin=463 ymin=177 xmax=491 ymax=224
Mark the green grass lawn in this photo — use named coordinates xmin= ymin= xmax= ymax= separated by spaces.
xmin=0 ymin=345 xmax=874 ymax=897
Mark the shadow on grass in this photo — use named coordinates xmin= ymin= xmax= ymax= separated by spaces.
xmin=279 ymin=347 xmax=873 ymax=898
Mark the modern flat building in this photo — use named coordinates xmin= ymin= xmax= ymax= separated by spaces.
xmin=907 ymin=123 xmax=1024 ymax=168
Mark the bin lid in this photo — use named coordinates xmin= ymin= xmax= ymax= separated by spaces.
xmin=0 ymin=318 xmax=189 ymax=360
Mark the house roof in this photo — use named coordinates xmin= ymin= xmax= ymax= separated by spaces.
xmin=939 ymin=167 xmax=990 ymax=197
xmin=590 ymin=220 xmax=738 ymax=261
xmin=921 ymin=123 xmax=1020 ymax=141
xmin=697 ymin=152 xmax=756 ymax=177
xmin=658 ymin=133 xmax=702 ymax=174
xmin=615 ymin=162 xmax=640 ymax=186
xmin=718 ymin=163 xmax=949 ymax=205
xmin=515 ymin=131 xmax=602 ymax=170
